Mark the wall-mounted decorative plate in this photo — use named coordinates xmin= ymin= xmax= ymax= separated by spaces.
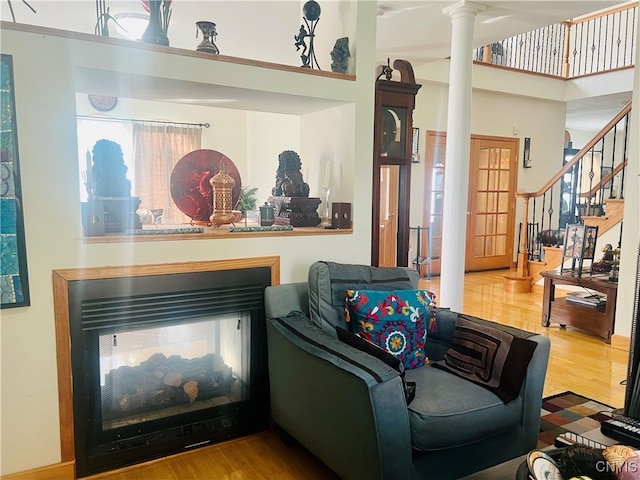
xmin=88 ymin=94 xmax=118 ymax=112
xmin=170 ymin=149 xmax=242 ymax=224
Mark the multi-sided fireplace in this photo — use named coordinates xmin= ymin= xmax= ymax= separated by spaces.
xmin=53 ymin=258 xmax=278 ymax=478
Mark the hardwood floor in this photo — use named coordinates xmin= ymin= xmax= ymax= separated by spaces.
xmin=419 ymin=269 xmax=628 ymax=408
xmin=86 ymin=269 xmax=628 ymax=480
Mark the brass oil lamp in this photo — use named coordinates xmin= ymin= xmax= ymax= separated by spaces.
xmin=209 ymin=165 xmax=236 ymax=227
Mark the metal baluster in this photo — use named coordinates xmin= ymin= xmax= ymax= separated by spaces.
xmin=602 ymin=14 xmax=609 ymax=71
xmin=608 ymin=124 xmax=616 ymax=199
xmin=608 ymin=12 xmax=615 ymax=70
xmin=576 ymin=22 xmax=583 ymax=76
xmin=620 ymin=111 xmax=630 ymax=200
xmin=534 ymin=28 xmax=540 ymax=72
xmin=532 ymin=196 xmax=538 ymax=260
xmin=586 ymin=20 xmax=594 ymax=74
xmin=623 ymin=8 xmax=631 ymax=68
xmin=576 ymin=156 xmax=583 ymax=221
xmin=587 ymin=145 xmax=596 ymax=215
xmin=554 ymin=24 xmax=562 ymax=75
xmin=543 ymin=188 xmax=560 ymax=238
xmin=596 ymin=15 xmax=603 ymax=72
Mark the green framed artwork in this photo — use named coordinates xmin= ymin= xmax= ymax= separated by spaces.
xmin=1 ymin=54 xmax=30 ymax=308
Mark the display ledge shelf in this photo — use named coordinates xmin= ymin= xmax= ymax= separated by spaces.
xmin=83 ymin=225 xmax=353 ymax=243
xmin=0 ymin=21 xmax=356 ymax=81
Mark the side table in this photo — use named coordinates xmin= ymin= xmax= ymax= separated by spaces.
xmin=540 ymin=270 xmax=618 ymax=343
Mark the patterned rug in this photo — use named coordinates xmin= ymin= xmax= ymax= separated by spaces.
xmin=538 ymin=391 xmax=616 ymax=449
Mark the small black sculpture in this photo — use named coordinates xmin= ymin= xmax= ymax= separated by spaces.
xmin=272 ymin=150 xmax=310 ymax=198
xmin=294 ymin=25 xmax=308 ymax=52
xmin=294 ymin=1 xmax=321 ymax=69
xmin=330 ymin=37 xmax=350 ymax=73
xmin=91 ymin=139 xmax=132 ymax=198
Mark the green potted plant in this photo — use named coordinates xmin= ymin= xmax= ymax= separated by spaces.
xmin=235 ymin=186 xmax=259 ymax=222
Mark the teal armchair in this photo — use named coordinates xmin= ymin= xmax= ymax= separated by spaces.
xmin=264 ymin=261 xmax=550 ymax=480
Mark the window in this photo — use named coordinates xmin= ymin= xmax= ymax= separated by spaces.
xmin=77 ymin=118 xmax=202 ymax=225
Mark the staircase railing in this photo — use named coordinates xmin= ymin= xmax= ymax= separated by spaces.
xmin=474 ymin=2 xmax=638 ymax=78
xmin=515 ymin=101 xmax=632 ymax=278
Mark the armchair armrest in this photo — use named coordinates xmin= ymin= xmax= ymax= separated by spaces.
xmin=266 ymin=310 xmax=415 ymax=480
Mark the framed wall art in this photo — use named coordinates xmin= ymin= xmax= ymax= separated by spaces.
xmin=1 ymin=54 xmax=30 ymax=308
xmin=523 ymin=137 xmax=532 ymax=168
xmin=560 ymin=223 xmax=598 ymax=276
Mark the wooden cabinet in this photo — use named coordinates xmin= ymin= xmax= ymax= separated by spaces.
xmin=540 ymin=270 xmax=618 ymax=343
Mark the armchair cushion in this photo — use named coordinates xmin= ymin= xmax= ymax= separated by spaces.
xmin=345 ymin=289 xmax=435 ymax=369
xmin=405 ymin=364 xmax=523 ymax=450
xmin=432 ymin=314 xmax=538 ymax=403
xmin=308 ymin=260 xmax=419 ymax=335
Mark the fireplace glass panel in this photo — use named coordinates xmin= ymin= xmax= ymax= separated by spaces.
xmin=99 ymin=313 xmax=250 ymax=431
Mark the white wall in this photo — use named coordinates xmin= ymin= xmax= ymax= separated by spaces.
xmin=0 ymin=0 xmax=375 ymax=473
xmin=410 ymin=79 xmax=567 ymax=238
xmin=613 ymin=19 xmax=640 ymax=342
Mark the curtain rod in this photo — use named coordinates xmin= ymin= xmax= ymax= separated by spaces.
xmin=77 ymin=115 xmax=210 ymax=128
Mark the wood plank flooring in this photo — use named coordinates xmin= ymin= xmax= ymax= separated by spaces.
xmin=86 ymin=269 xmax=628 ymax=480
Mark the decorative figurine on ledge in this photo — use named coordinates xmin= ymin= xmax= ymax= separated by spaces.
xmin=84 ymin=139 xmax=141 ymax=235
xmin=92 ymin=139 xmax=131 ymax=198
xmin=272 ymin=150 xmax=310 ymax=198
xmin=195 ymin=20 xmax=219 ymax=54
xmin=330 ymin=37 xmax=350 ymax=73
xmin=269 ymin=150 xmax=320 ymax=227
xmin=294 ymin=0 xmax=321 ymax=69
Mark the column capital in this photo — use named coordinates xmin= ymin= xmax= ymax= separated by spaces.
xmin=442 ymin=1 xmax=486 ymax=19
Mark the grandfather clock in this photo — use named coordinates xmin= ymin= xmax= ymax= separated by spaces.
xmin=372 ymin=59 xmax=421 ymax=267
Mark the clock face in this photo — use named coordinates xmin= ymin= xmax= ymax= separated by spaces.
xmin=88 ymin=94 xmax=118 ymax=112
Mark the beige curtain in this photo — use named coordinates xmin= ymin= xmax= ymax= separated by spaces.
xmin=133 ymin=123 xmax=202 ymax=224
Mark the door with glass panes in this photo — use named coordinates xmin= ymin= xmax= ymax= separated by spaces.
xmin=422 ymin=132 xmax=519 ymax=274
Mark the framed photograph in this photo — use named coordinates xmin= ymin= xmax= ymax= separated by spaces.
xmin=561 ymin=224 xmax=599 ymax=276
xmin=563 ymin=224 xmax=585 ymax=259
xmin=583 ymin=225 xmax=598 ymax=260
xmin=0 ymin=54 xmax=30 ymax=308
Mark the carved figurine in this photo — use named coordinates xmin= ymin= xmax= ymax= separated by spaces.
xmin=272 ymin=150 xmax=310 ymax=198
xmin=294 ymin=24 xmax=308 ymax=52
xmin=91 ymin=139 xmax=131 ymax=198
xmin=330 ymin=37 xmax=350 ymax=73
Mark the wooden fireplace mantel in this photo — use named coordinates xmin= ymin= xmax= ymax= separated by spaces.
xmin=52 ymin=256 xmax=280 ymax=478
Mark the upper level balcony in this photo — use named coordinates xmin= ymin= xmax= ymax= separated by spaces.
xmin=473 ymin=2 xmax=637 ymax=79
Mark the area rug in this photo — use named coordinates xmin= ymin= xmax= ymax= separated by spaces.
xmin=538 ymin=391 xmax=616 ymax=449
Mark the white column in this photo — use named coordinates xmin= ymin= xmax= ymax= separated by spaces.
xmin=439 ymin=1 xmax=485 ymax=311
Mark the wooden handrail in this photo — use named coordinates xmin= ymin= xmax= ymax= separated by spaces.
xmin=516 ymin=101 xmax=632 ymax=200
xmin=570 ymin=1 xmax=638 ymax=25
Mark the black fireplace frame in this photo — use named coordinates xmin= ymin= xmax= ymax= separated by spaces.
xmin=67 ymin=266 xmax=271 ymax=477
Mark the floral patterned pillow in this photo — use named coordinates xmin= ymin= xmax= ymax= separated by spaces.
xmin=345 ymin=289 xmax=436 ymax=369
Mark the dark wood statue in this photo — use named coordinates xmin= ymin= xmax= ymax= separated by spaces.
xmin=272 ymin=150 xmax=310 ymax=197
xmin=84 ymin=139 xmax=141 ymax=235
xmin=269 ymin=150 xmax=320 ymax=227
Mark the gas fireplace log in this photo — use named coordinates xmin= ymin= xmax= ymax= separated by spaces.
xmin=103 ymin=352 xmax=235 ymax=419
